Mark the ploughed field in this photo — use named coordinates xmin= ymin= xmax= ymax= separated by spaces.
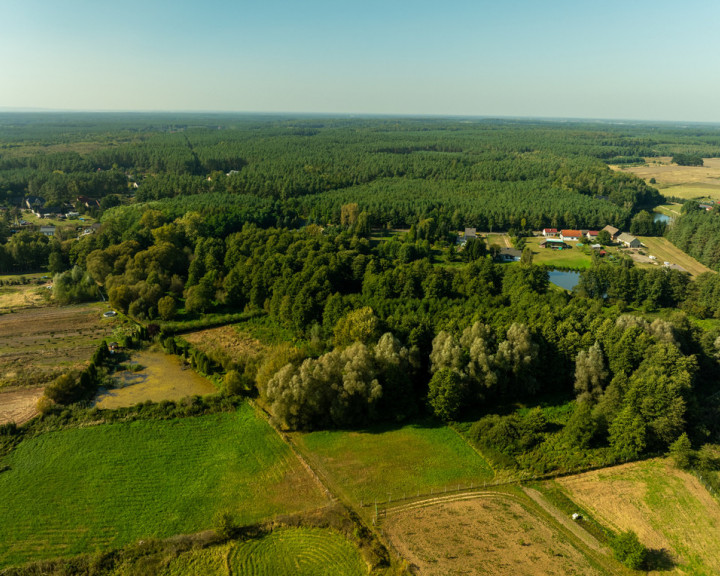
xmin=0 ymin=403 xmax=329 ymax=568
xmin=0 ymin=303 xmax=115 ymax=388
xmin=0 ymin=386 xmax=44 ymax=426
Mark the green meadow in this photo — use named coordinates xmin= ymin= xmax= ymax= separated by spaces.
xmin=0 ymin=404 xmax=327 ymax=568
xmin=294 ymin=422 xmax=494 ymax=505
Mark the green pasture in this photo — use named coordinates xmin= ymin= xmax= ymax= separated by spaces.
xmin=0 ymin=404 xmax=327 ymax=568
xmin=294 ymin=421 xmax=494 ymax=505
xmin=154 ymin=528 xmax=366 ymax=576
xmin=525 ymin=237 xmax=594 ymax=268
xmin=660 ymin=183 xmax=720 ymax=201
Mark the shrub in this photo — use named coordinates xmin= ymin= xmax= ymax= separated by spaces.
xmin=610 ymin=529 xmax=647 ymax=570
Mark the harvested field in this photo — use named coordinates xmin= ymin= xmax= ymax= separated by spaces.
xmin=637 ymin=236 xmax=712 ymax=277
xmin=557 ymin=459 xmax=720 ymax=575
xmin=0 ymin=283 xmax=48 ymax=312
xmin=182 ymin=324 xmax=265 ymax=364
xmin=384 ymin=493 xmax=609 ymax=576
xmin=612 ymin=157 xmax=720 ymax=197
xmin=0 ymin=304 xmax=116 ymax=387
xmin=95 ymin=350 xmax=217 ymax=409
xmin=0 ymin=386 xmax=43 ymax=425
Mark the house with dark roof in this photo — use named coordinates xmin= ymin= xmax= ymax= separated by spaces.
xmin=498 ymin=247 xmax=522 ymax=262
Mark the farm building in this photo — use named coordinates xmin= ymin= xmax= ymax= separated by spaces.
xmin=464 ymin=227 xmax=477 ymax=240
xmin=560 ymin=230 xmax=582 ymax=241
xmin=602 ymin=225 xmax=620 ymax=240
xmin=542 ymin=228 xmax=559 ymax=237
xmin=40 ymin=226 xmax=56 ymax=237
xmin=540 ymin=239 xmax=570 ymax=250
xmin=498 ymin=247 xmax=522 ymax=262
xmin=617 ymin=233 xmax=641 ymax=248
xmin=585 ymin=230 xmax=599 ymax=240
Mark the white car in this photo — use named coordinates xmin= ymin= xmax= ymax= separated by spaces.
xmin=103 ymin=311 xmax=117 ymax=318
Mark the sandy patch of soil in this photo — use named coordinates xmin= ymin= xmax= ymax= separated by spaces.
xmin=0 ymin=387 xmax=44 ymax=425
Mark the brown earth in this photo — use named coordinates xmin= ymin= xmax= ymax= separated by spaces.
xmin=383 ymin=493 xmax=610 ymax=576
xmin=0 ymin=387 xmax=44 ymax=425
xmin=558 ymin=459 xmax=720 ymax=575
xmin=0 ymin=304 xmax=115 ymax=387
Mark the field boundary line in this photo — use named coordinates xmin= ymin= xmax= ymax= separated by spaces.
xmin=248 ymin=399 xmax=336 ymax=503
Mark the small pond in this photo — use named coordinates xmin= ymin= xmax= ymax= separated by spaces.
xmin=654 ymin=212 xmax=672 ymax=224
xmin=548 ymin=270 xmax=581 ymax=291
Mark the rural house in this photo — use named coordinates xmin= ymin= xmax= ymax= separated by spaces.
xmin=617 ymin=232 xmax=641 ymax=249
xmin=40 ymin=226 xmax=56 ymax=237
xmin=601 ymin=225 xmax=620 ymax=240
xmin=542 ymin=228 xmax=559 ymax=237
xmin=560 ymin=229 xmax=582 ymax=242
xmin=585 ymin=230 xmax=599 ymax=240
xmin=498 ymin=247 xmax=522 ymax=262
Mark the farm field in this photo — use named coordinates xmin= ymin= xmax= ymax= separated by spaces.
xmin=0 ymin=303 xmax=116 ymax=388
xmin=151 ymin=528 xmax=366 ymax=576
xmin=0 ymin=404 xmax=329 ymax=568
xmin=637 ymin=236 xmax=712 ymax=277
xmin=557 ymin=459 xmax=720 ymax=575
xmin=293 ymin=422 xmax=494 ymax=507
xmin=524 ymin=236 xmax=595 ymax=268
xmin=612 ymin=157 xmax=720 ymax=198
xmin=0 ymin=386 xmax=43 ymax=425
xmin=383 ymin=491 xmax=614 ymax=576
xmin=0 ymin=275 xmax=49 ymax=312
xmin=95 ymin=350 xmax=217 ymax=409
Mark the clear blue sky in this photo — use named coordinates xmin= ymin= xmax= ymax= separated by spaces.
xmin=1 ymin=0 xmax=718 ymax=121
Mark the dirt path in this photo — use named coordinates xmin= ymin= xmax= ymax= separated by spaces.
xmin=522 ymin=487 xmax=606 ymax=554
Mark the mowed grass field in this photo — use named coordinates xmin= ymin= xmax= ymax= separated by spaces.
xmin=0 ymin=403 xmax=328 ymax=568
xmin=156 ymin=528 xmax=366 ymax=576
xmin=293 ymin=422 xmax=494 ymax=506
xmin=524 ymin=236 xmax=594 ymax=268
xmin=638 ymin=236 xmax=712 ymax=277
xmin=612 ymin=157 xmax=720 ymax=196
xmin=557 ymin=459 xmax=720 ymax=575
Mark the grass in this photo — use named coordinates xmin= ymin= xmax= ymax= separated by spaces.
xmin=293 ymin=421 xmax=494 ymax=506
xmin=0 ymin=403 xmax=328 ymax=568
xmin=558 ymin=458 xmax=720 ymax=575
xmin=524 ymin=236 xmax=594 ymax=268
xmin=228 ymin=528 xmax=366 ymax=576
xmin=637 ymin=236 xmax=712 ymax=277
xmin=660 ymin=184 xmax=720 ymax=201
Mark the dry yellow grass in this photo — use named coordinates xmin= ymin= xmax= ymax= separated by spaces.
xmin=95 ymin=350 xmax=217 ymax=409
xmin=0 ymin=284 xmax=48 ymax=312
xmin=182 ymin=325 xmax=265 ymax=364
xmin=558 ymin=459 xmax=720 ymax=575
xmin=0 ymin=387 xmax=44 ymax=425
xmin=384 ymin=494 xmax=611 ymax=576
xmin=637 ymin=236 xmax=712 ymax=277
xmin=611 ymin=157 xmax=720 ymax=200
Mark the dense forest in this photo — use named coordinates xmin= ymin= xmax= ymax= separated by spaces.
xmin=3 ymin=114 xmax=720 ymax=475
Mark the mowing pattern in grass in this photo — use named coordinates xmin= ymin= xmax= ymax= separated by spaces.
xmin=0 ymin=404 xmax=328 ymax=568
xmin=230 ymin=528 xmax=365 ymax=576
xmin=295 ymin=422 xmax=494 ymax=504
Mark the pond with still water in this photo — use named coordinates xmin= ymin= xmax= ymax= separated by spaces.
xmin=548 ymin=270 xmax=581 ymax=291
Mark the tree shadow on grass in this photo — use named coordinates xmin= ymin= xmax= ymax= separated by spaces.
xmin=645 ymin=548 xmax=676 ymax=572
